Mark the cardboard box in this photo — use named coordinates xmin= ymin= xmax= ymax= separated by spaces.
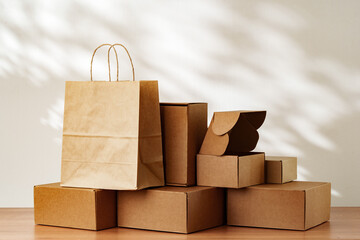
xmin=199 ymin=111 xmax=266 ymax=155
xmin=34 ymin=183 xmax=117 ymax=230
xmin=117 ymin=186 xmax=224 ymax=233
xmin=197 ymin=152 xmax=265 ymax=188
xmin=227 ymin=181 xmax=331 ymax=230
xmin=266 ymin=156 xmax=297 ymax=183
xmin=160 ymin=103 xmax=207 ymax=186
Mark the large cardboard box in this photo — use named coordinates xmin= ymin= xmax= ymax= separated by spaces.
xmin=34 ymin=183 xmax=117 ymax=230
xmin=199 ymin=111 xmax=266 ymax=155
xmin=160 ymin=103 xmax=207 ymax=186
xmin=227 ymin=181 xmax=331 ymax=230
xmin=266 ymin=156 xmax=297 ymax=183
xmin=117 ymin=186 xmax=224 ymax=233
xmin=197 ymin=152 xmax=265 ymax=188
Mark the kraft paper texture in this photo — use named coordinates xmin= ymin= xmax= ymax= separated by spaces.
xmin=61 ymin=80 xmax=164 ymax=190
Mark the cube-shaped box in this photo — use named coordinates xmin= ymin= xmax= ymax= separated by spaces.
xmin=160 ymin=103 xmax=207 ymax=186
xmin=265 ymin=156 xmax=297 ymax=183
xmin=34 ymin=183 xmax=117 ymax=230
xmin=197 ymin=152 xmax=265 ymax=188
xmin=117 ymin=186 xmax=224 ymax=233
xmin=227 ymin=181 xmax=331 ymax=230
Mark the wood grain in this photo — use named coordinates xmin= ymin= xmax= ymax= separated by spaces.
xmin=0 ymin=207 xmax=359 ymax=240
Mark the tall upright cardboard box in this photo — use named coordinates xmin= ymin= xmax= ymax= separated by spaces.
xmin=160 ymin=103 xmax=207 ymax=186
xmin=227 ymin=181 xmax=331 ymax=230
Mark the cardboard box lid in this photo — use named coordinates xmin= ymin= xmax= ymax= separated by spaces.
xmin=200 ymin=111 xmax=266 ymax=155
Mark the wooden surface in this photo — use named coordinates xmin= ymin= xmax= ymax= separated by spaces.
xmin=0 ymin=207 xmax=359 ymax=240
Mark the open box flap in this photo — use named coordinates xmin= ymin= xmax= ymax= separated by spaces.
xmin=200 ymin=111 xmax=266 ymax=155
xmin=212 ymin=111 xmax=266 ymax=136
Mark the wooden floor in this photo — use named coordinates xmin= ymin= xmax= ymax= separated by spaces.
xmin=0 ymin=207 xmax=359 ymax=240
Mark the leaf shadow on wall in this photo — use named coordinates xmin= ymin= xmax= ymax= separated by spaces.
xmin=0 ymin=0 xmax=359 ymax=206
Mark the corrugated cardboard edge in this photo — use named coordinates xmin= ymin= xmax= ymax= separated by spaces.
xmin=185 ymin=106 xmax=190 ymax=186
xmin=186 ymin=192 xmax=190 ymax=233
xmin=236 ymin=157 xmax=240 ymax=188
xmin=281 ymin=160 xmax=284 ymax=183
xmin=33 ymin=185 xmax=38 ymax=225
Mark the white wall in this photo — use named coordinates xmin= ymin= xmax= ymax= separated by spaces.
xmin=1 ymin=0 xmax=359 ymax=207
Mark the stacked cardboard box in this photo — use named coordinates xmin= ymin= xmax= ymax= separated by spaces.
xmin=116 ymin=102 xmax=225 ymax=233
xmin=197 ymin=111 xmax=330 ymax=231
xmin=34 ymin=104 xmax=331 ymax=233
xmin=33 ymin=44 xmax=330 ymax=233
xmin=197 ymin=111 xmax=266 ymax=188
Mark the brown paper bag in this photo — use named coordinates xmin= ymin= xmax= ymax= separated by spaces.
xmin=61 ymin=43 xmax=164 ymax=190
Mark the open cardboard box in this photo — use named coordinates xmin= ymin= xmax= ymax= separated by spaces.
xmin=34 ymin=183 xmax=117 ymax=230
xmin=266 ymin=156 xmax=297 ymax=183
xmin=197 ymin=152 xmax=265 ymax=188
xmin=199 ymin=111 xmax=266 ymax=155
xmin=160 ymin=103 xmax=207 ymax=186
xmin=117 ymin=186 xmax=224 ymax=233
xmin=227 ymin=181 xmax=331 ymax=230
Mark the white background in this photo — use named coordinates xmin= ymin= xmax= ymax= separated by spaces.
xmin=0 ymin=0 xmax=359 ymax=207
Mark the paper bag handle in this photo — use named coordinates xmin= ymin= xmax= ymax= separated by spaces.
xmin=90 ymin=43 xmax=119 ymax=81
xmin=107 ymin=43 xmax=135 ymax=82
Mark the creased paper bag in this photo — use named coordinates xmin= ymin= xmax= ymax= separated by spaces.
xmin=61 ymin=43 xmax=164 ymax=190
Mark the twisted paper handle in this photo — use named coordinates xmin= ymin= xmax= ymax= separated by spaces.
xmin=107 ymin=43 xmax=135 ymax=82
xmin=90 ymin=43 xmax=119 ymax=81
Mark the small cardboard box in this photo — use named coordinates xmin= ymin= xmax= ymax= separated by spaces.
xmin=199 ymin=111 xmax=266 ymax=155
xmin=266 ymin=156 xmax=297 ymax=183
xmin=197 ymin=152 xmax=265 ymax=188
xmin=117 ymin=186 xmax=224 ymax=233
xmin=227 ymin=181 xmax=331 ymax=230
xmin=160 ymin=103 xmax=207 ymax=186
xmin=34 ymin=183 xmax=117 ymax=230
